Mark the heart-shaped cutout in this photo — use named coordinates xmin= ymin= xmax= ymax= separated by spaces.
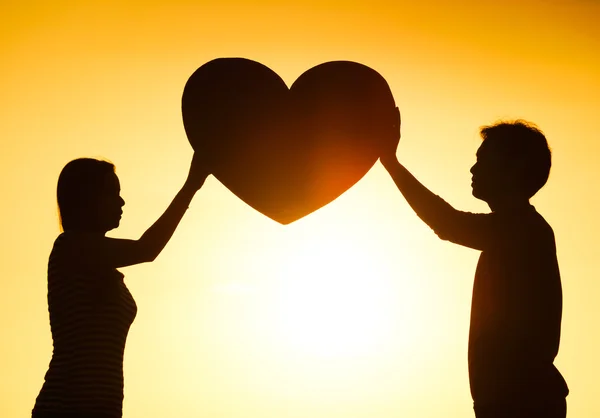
xmin=182 ymin=58 xmax=396 ymax=224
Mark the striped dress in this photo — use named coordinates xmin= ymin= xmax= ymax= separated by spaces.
xmin=33 ymin=232 xmax=138 ymax=418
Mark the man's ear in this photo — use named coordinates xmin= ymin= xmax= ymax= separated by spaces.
xmin=511 ymin=157 xmax=529 ymax=184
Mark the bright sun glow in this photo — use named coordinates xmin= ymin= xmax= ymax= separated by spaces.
xmin=271 ymin=231 xmax=399 ymax=358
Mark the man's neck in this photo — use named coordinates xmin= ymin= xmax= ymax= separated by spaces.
xmin=488 ymin=198 xmax=531 ymax=213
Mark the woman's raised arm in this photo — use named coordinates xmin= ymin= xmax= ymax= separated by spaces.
xmin=69 ymin=152 xmax=210 ymax=269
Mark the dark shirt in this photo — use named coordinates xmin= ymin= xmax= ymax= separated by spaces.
xmin=33 ymin=232 xmax=138 ymax=418
xmin=428 ymin=198 xmax=568 ymax=407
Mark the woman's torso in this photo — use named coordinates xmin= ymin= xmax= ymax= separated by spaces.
xmin=33 ymin=232 xmax=137 ymax=418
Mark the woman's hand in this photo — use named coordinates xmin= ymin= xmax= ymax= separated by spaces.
xmin=184 ymin=152 xmax=211 ymax=191
xmin=380 ymin=106 xmax=401 ymax=167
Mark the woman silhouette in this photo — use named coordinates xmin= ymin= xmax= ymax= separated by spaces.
xmin=32 ymin=153 xmax=210 ymax=418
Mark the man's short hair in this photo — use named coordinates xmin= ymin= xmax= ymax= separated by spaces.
xmin=480 ymin=120 xmax=551 ymax=198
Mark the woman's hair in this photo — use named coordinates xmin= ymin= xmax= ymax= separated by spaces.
xmin=57 ymin=158 xmax=116 ymax=231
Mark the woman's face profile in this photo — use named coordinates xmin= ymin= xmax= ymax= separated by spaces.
xmin=94 ymin=171 xmax=125 ymax=232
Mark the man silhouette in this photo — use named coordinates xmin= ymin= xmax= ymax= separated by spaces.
xmin=380 ymin=110 xmax=569 ymax=417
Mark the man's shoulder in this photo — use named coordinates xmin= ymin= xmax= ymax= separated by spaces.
xmin=505 ymin=207 xmax=556 ymax=248
xmin=526 ymin=207 xmax=555 ymax=237
xmin=484 ymin=206 xmax=554 ymax=245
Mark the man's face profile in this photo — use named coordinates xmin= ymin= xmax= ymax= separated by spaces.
xmin=470 ymin=139 xmax=516 ymax=203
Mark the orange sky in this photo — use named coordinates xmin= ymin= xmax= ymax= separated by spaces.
xmin=1 ymin=1 xmax=599 ymax=417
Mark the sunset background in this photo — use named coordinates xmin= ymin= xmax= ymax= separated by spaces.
xmin=2 ymin=0 xmax=599 ymax=417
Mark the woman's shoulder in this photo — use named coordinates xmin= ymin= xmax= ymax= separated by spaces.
xmin=50 ymin=231 xmax=104 ymax=264
xmin=50 ymin=232 xmax=125 ymax=280
xmin=54 ymin=230 xmax=105 ymax=247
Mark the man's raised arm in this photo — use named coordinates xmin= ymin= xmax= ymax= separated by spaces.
xmin=380 ymin=109 xmax=492 ymax=250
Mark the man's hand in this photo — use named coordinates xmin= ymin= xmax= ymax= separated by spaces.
xmin=380 ymin=106 xmax=401 ymax=167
